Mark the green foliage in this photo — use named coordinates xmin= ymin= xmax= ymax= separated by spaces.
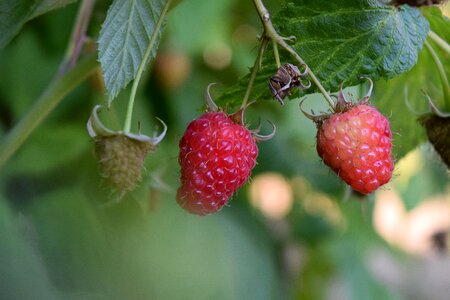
xmin=217 ymin=0 xmax=429 ymax=107
xmin=0 ymin=0 xmax=77 ymax=48
xmin=399 ymin=146 xmax=450 ymax=211
xmin=29 ymin=0 xmax=78 ymax=19
xmin=424 ymin=7 xmax=450 ymax=44
xmin=0 ymin=196 xmax=57 ymax=299
xmin=22 ymin=187 xmax=279 ymax=299
xmin=0 ymin=30 xmax=59 ymax=118
xmin=9 ymin=123 xmax=89 ymax=174
xmin=374 ymin=48 xmax=430 ymax=160
xmin=0 ymin=0 xmax=33 ymax=48
xmin=374 ymin=6 xmax=450 ymax=160
xmin=166 ymin=0 xmax=233 ymax=54
xmin=278 ymin=1 xmax=428 ymax=84
xmin=98 ymin=0 xmax=166 ymax=103
xmin=423 ymin=7 xmax=450 ymax=109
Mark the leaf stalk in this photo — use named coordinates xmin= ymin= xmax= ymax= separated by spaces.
xmin=241 ymin=37 xmax=269 ymax=109
xmin=0 ymin=55 xmax=98 ymax=168
xmin=123 ymin=0 xmax=172 ymax=133
xmin=428 ymin=30 xmax=450 ymax=56
xmin=252 ymin=0 xmax=335 ymax=111
xmin=60 ymin=0 xmax=96 ymax=74
xmin=424 ymin=40 xmax=450 ymax=111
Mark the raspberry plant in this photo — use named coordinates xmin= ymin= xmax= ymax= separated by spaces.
xmin=0 ymin=0 xmax=449 ymax=298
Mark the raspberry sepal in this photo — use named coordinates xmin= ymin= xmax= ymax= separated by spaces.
xmin=87 ymin=105 xmax=167 ymax=195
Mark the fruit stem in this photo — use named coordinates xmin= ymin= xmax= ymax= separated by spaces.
xmin=0 ymin=55 xmax=98 ymax=168
xmin=424 ymin=40 xmax=450 ymax=111
xmin=273 ymin=42 xmax=281 ymax=68
xmin=252 ymin=0 xmax=335 ymax=111
xmin=123 ymin=0 xmax=172 ymax=133
xmin=428 ymin=30 xmax=450 ymax=56
xmin=241 ymin=37 xmax=269 ymax=109
xmin=59 ymin=0 xmax=96 ymax=74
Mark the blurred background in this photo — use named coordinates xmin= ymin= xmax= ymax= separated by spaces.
xmin=0 ymin=0 xmax=449 ymax=299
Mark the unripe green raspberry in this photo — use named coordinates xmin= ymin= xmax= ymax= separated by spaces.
xmin=87 ymin=105 xmax=167 ymax=195
xmin=94 ymin=135 xmax=155 ymax=192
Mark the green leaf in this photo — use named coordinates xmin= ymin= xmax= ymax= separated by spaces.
xmin=28 ymin=188 xmax=111 ymax=292
xmin=423 ymin=7 xmax=450 ymax=43
xmin=0 ymin=196 xmax=58 ymax=299
xmin=98 ymin=0 xmax=166 ymax=103
xmin=0 ymin=0 xmax=77 ymax=48
xmin=8 ymin=123 xmax=89 ymax=174
xmin=217 ymin=0 xmax=429 ymax=107
xmin=0 ymin=30 xmax=58 ymax=119
xmin=422 ymin=7 xmax=450 ymax=110
xmin=26 ymin=187 xmax=279 ymax=299
xmin=374 ymin=7 xmax=450 ymax=160
xmin=29 ymin=0 xmax=78 ymax=20
xmin=279 ymin=1 xmax=429 ymax=84
xmin=0 ymin=0 xmax=37 ymax=48
xmin=374 ymin=48 xmax=435 ymax=160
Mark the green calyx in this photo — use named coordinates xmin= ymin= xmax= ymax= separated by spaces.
xmin=87 ymin=105 xmax=167 ymax=194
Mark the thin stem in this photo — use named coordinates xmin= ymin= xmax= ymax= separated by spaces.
xmin=60 ymin=0 xmax=96 ymax=74
xmin=273 ymin=42 xmax=281 ymax=68
xmin=252 ymin=0 xmax=335 ymax=111
xmin=425 ymin=40 xmax=450 ymax=111
xmin=428 ymin=30 xmax=450 ymax=56
xmin=0 ymin=55 xmax=98 ymax=168
xmin=124 ymin=0 xmax=172 ymax=133
xmin=241 ymin=37 xmax=269 ymax=109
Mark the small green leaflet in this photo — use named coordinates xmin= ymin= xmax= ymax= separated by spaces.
xmin=0 ymin=0 xmax=77 ymax=48
xmin=217 ymin=0 xmax=429 ymax=107
xmin=98 ymin=0 xmax=166 ymax=103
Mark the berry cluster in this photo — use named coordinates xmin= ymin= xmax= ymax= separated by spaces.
xmin=174 ymin=79 xmax=394 ymax=216
xmin=89 ymin=79 xmax=394 ymax=215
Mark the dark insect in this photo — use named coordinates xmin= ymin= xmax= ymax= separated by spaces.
xmin=269 ymin=63 xmax=310 ymax=105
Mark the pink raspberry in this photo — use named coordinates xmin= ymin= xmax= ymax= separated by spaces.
xmin=316 ymin=104 xmax=394 ymax=194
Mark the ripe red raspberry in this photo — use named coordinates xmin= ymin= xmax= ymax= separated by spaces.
xmin=177 ymin=112 xmax=258 ymax=216
xmin=316 ymin=103 xmax=394 ymax=194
